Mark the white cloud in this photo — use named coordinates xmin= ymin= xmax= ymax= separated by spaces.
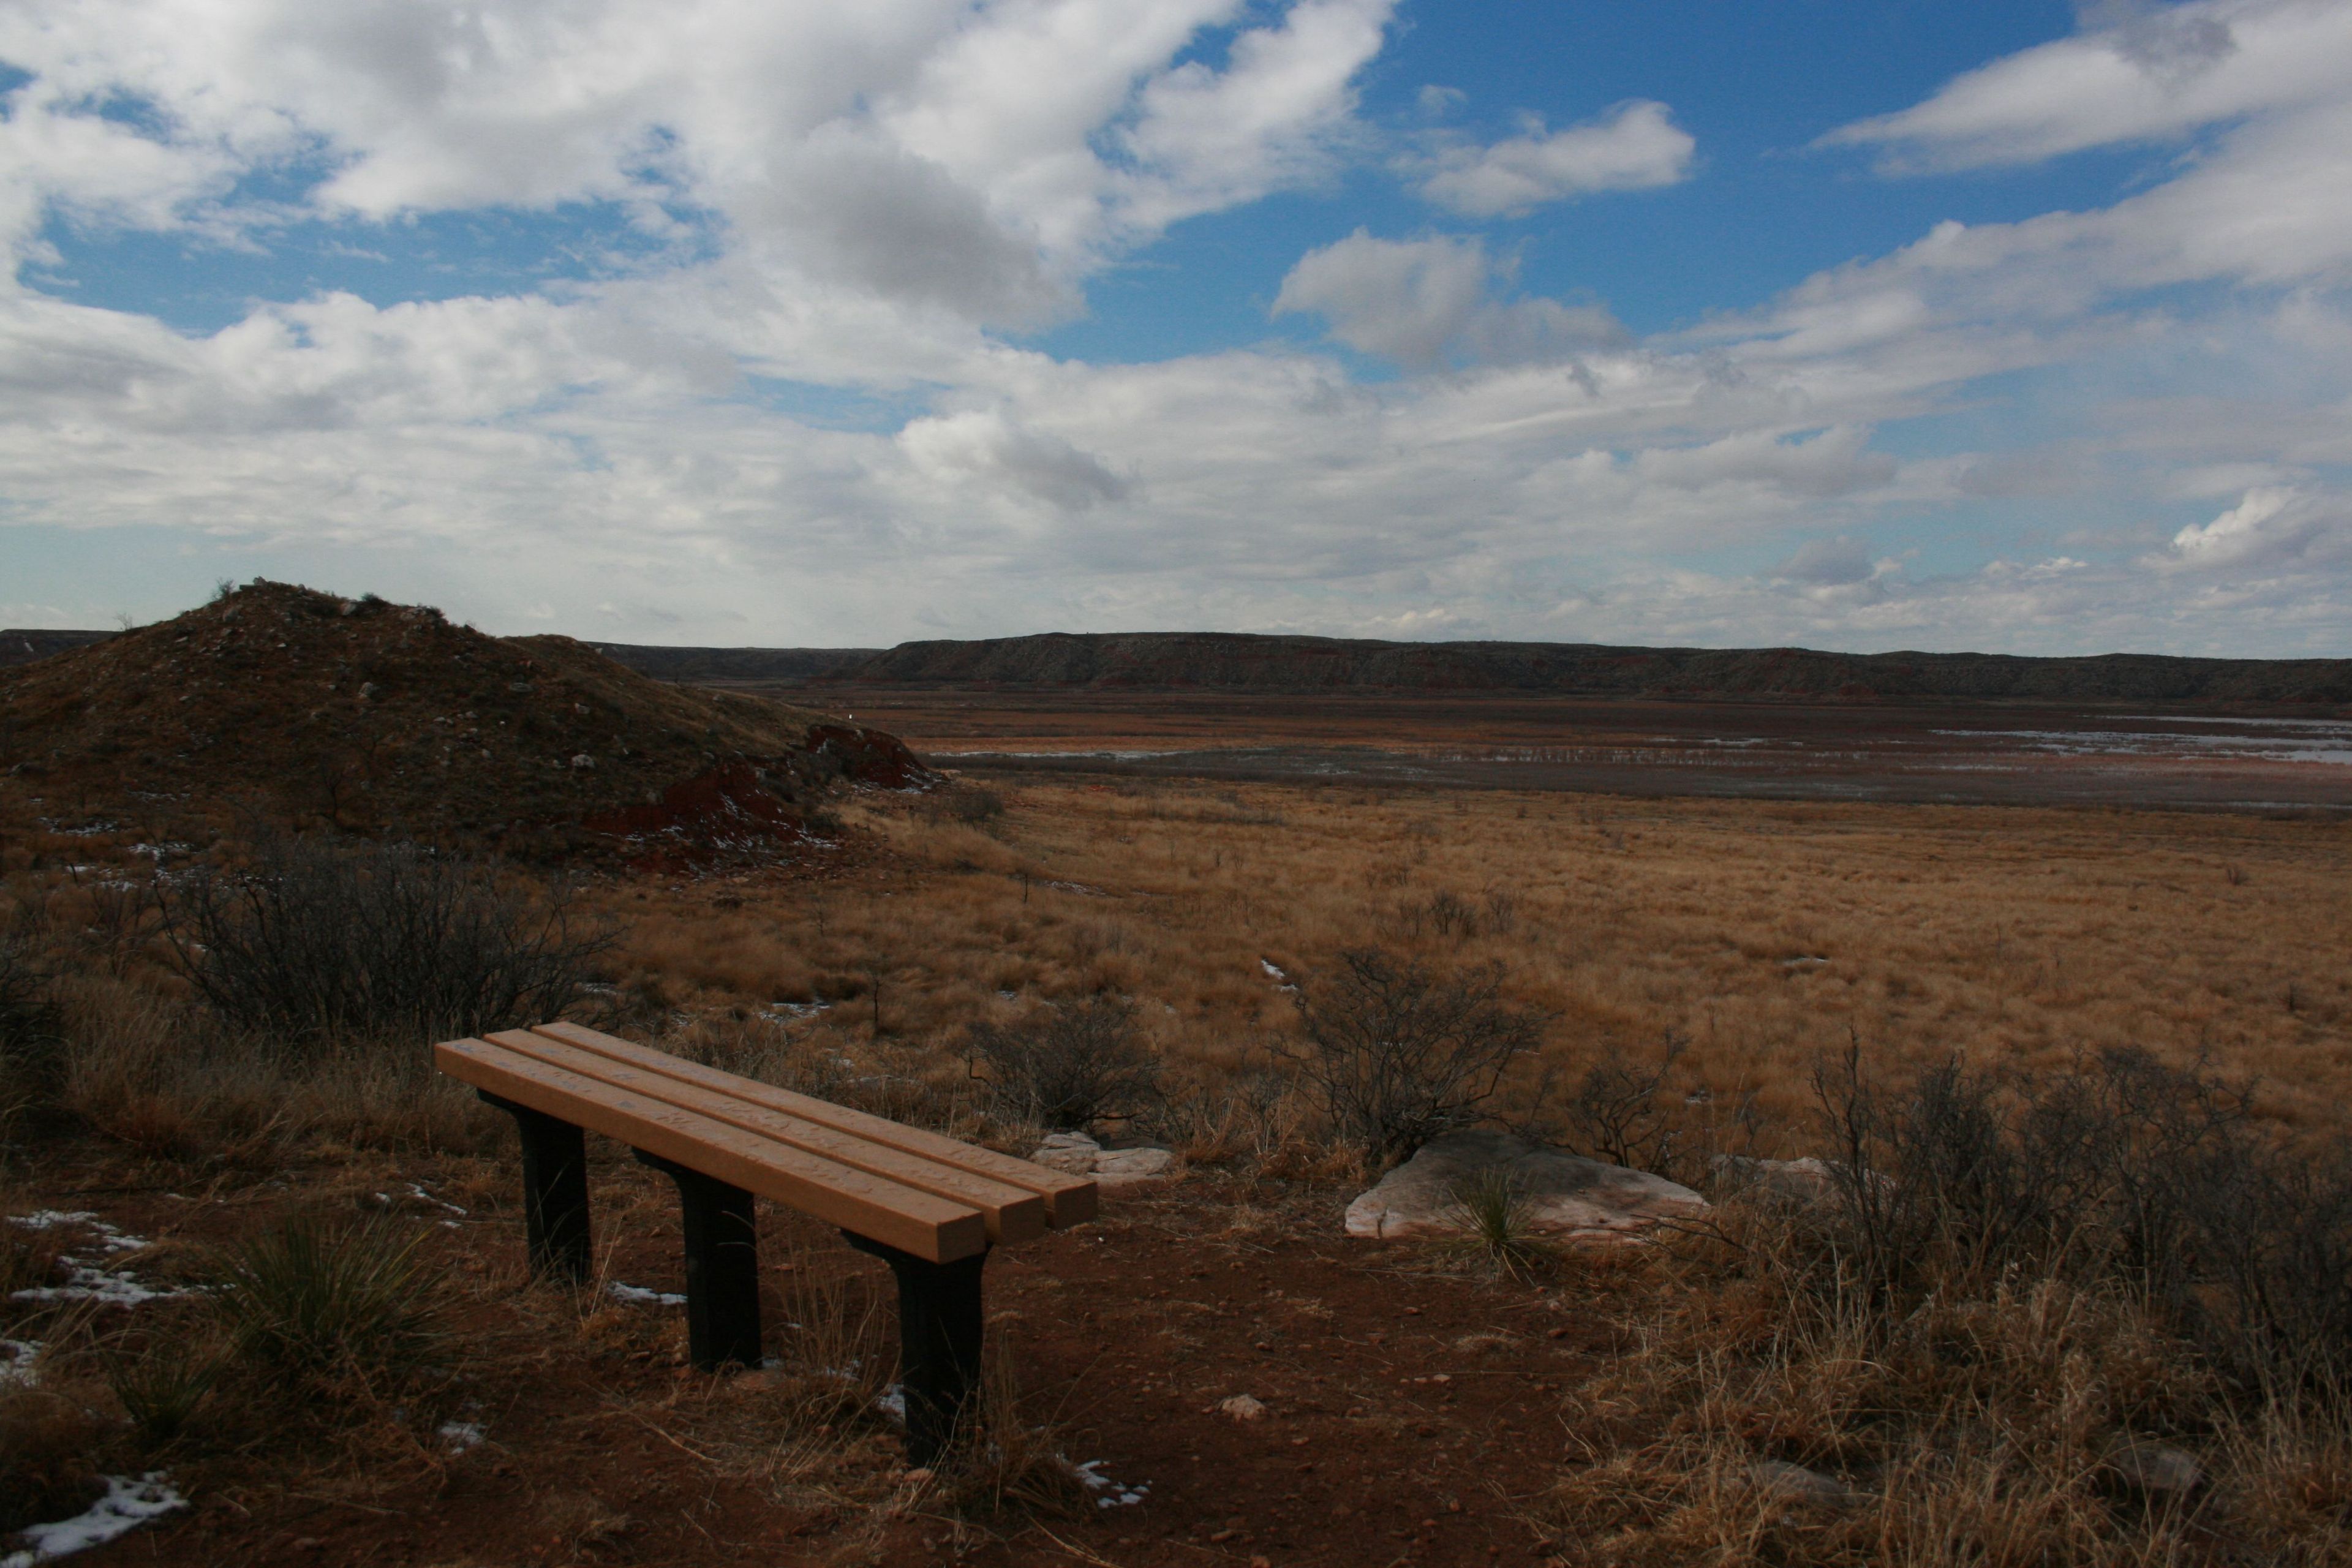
xmin=0 ymin=0 xmax=1398 ymax=323
xmin=1271 ymin=231 xmax=1624 ymax=368
xmin=1412 ymin=99 xmax=1694 ymax=217
xmin=1823 ymin=0 xmax=2352 ymax=170
xmin=0 ymin=0 xmax=2349 ymax=658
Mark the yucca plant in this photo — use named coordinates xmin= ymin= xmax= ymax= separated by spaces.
xmin=216 ymin=1214 xmax=444 ymax=1381
xmin=102 ymin=1329 xmax=225 ymax=1446
xmin=1443 ymin=1167 xmax=1554 ymax=1281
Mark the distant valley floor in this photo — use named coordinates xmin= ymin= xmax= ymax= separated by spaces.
xmin=725 ymin=687 xmax=2352 ymax=813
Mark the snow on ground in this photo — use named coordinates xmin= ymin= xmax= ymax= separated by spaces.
xmin=1 ymin=1474 xmax=186 ymax=1567
xmin=605 ymin=1281 xmax=687 ymax=1307
xmin=5 ymin=1213 xmax=186 ymax=1306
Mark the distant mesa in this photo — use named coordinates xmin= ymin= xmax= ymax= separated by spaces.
xmin=17 ymin=624 xmax=2351 ymax=706
xmin=581 ymin=631 xmax=2352 ymax=707
xmin=0 ymin=585 xmax=927 ymax=864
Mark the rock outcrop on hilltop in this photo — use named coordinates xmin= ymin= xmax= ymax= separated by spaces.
xmin=0 ymin=582 xmax=927 ymax=861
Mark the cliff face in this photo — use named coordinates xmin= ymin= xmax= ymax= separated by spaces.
xmin=842 ymin=633 xmax=2352 ymax=705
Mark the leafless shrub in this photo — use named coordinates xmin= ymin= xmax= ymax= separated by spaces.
xmin=1812 ymin=1043 xmax=2352 ymax=1396
xmin=1547 ymin=1035 xmax=1687 ymax=1177
xmin=157 ymin=834 xmax=611 ymax=1049
xmin=0 ymin=927 xmax=62 ymax=1105
xmin=925 ymin=785 xmax=1005 ymax=826
xmin=965 ymin=995 xmax=1159 ymax=1132
xmin=1283 ymin=948 xmax=1548 ymax=1170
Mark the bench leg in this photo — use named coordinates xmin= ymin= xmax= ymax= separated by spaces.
xmin=633 ymin=1151 xmax=762 ymax=1370
xmin=477 ymin=1091 xmax=591 ymax=1283
xmin=843 ymin=1232 xmax=987 ymax=1467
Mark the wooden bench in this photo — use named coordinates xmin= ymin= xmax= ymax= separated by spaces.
xmin=433 ymin=1022 xmax=1097 ymax=1461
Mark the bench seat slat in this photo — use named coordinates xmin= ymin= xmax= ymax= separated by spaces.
xmin=530 ymin=1022 xmax=1098 ymax=1227
xmin=435 ymin=1038 xmax=989 ymax=1263
xmin=481 ymin=1030 xmax=1049 ymax=1246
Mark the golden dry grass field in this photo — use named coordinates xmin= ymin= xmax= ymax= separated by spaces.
xmin=605 ymin=775 xmax=2352 ymax=1138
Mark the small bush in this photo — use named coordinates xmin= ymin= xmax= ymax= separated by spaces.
xmin=965 ymin=995 xmax=1158 ymax=1132
xmin=103 ymin=1329 xmax=225 ymax=1447
xmin=0 ymin=1384 xmax=107 ymax=1534
xmin=1812 ymin=1044 xmax=2352 ymax=1396
xmin=1285 ymin=948 xmax=1548 ymax=1170
xmin=1548 ymin=1036 xmax=1687 ymax=1177
xmin=216 ymin=1214 xmax=444 ymax=1381
xmin=159 ymin=834 xmax=610 ymax=1049
xmin=0 ymin=930 xmax=62 ymax=1099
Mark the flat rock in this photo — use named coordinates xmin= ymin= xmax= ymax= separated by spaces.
xmin=2107 ymin=1442 xmax=2202 ymax=1494
xmin=1343 ymin=1130 xmax=1707 ymax=1242
xmin=1030 ymin=1132 xmax=1180 ymax=1187
xmin=1746 ymin=1460 xmax=1858 ymax=1507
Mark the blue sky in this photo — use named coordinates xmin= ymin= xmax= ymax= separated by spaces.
xmin=1 ymin=0 xmax=2347 ymax=655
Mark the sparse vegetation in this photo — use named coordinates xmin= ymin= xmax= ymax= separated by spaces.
xmin=965 ymin=993 xmax=1159 ymax=1131
xmin=3 ymin=755 xmax=2351 ymax=1564
xmin=214 ymin=1213 xmax=446 ymax=1380
xmin=1286 ymin=947 xmax=1548 ymax=1169
xmin=158 ymin=834 xmax=609 ymax=1049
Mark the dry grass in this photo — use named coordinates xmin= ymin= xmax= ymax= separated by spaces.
xmin=2 ymin=775 xmax=2349 ymax=1562
xmin=585 ymin=777 xmax=2352 ymax=1142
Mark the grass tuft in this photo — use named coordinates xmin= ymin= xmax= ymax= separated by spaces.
xmin=215 ymin=1213 xmax=445 ymax=1382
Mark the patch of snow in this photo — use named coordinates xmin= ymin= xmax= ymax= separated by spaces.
xmin=0 ymin=1339 xmax=39 ymax=1388
xmin=0 ymin=1473 xmax=186 ymax=1566
xmin=1072 ymin=1458 xmax=1151 ymax=1508
xmin=6 ymin=1214 xmax=185 ymax=1307
xmin=605 ymin=1281 xmax=687 ymax=1307
xmin=408 ymin=1185 xmax=464 ymax=1216
xmin=1259 ymin=958 xmax=1298 ymax=993
xmin=763 ymin=1001 xmax=831 ymax=1023
xmin=437 ymin=1421 xmax=486 ymax=1453
xmin=874 ymin=1385 xmax=906 ymax=1422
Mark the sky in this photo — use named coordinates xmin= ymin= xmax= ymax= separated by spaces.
xmin=1 ymin=0 xmax=2348 ymax=656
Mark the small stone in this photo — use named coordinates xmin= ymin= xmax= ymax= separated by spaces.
xmin=2108 ymin=1442 xmax=2202 ymax=1494
xmin=570 ymin=753 xmax=595 ymax=769
xmin=1746 ymin=1459 xmax=1856 ymax=1507
xmin=1221 ymin=1394 xmax=1268 ymax=1422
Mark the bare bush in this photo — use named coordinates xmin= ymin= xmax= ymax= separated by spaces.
xmin=1812 ymin=1044 xmax=2352 ymax=1395
xmin=1547 ymin=1034 xmax=1687 ymax=1177
xmin=0 ymin=928 xmax=61 ymax=1100
xmin=1284 ymin=948 xmax=1548 ymax=1169
xmin=158 ymin=835 xmax=610 ymax=1049
xmin=965 ymin=995 xmax=1159 ymax=1131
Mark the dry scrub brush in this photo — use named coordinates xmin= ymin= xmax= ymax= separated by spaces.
xmin=1529 ymin=1048 xmax=2352 ymax=1567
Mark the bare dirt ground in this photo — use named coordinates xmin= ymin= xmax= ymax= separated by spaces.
xmin=40 ymin=1147 xmax=1596 ymax=1568
xmin=780 ymin=688 xmax=2352 ymax=813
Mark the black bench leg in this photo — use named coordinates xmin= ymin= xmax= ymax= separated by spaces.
xmin=633 ymin=1151 xmax=762 ymax=1371
xmin=843 ymin=1232 xmax=988 ymax=1466
xmin=477 ymin=1091 xmax=591 ymax=1283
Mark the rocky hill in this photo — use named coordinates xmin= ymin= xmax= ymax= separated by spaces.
xmin=0 ymin=584 xmax=925 ymax=861
xmin=841 ymin=632 xmax=2352 ymax=705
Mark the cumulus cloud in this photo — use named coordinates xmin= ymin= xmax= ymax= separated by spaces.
xmin=1270 ymin=231 xmax=1624 ymax=368
xmin=0 ymin=0 xmax=1397 ymax=322
xmin=1 ymin=0 xmax=2350 ymax=656
xmin=2154 ymin=484 xmax=2345 ymax=570
xmin=1412 ymin=100 xmax=1694 ymax=217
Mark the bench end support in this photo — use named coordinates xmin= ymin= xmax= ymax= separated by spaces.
xmin=478 ymin=1090 xmax=592 ymax=1284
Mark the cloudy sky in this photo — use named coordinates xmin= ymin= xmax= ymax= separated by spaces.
xmin=1 ymin=0 xmax=2348 ymax=655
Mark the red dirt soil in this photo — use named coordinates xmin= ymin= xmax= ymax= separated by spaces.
xmin=50 ymin=1156 xmax=1607 ymax=1568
